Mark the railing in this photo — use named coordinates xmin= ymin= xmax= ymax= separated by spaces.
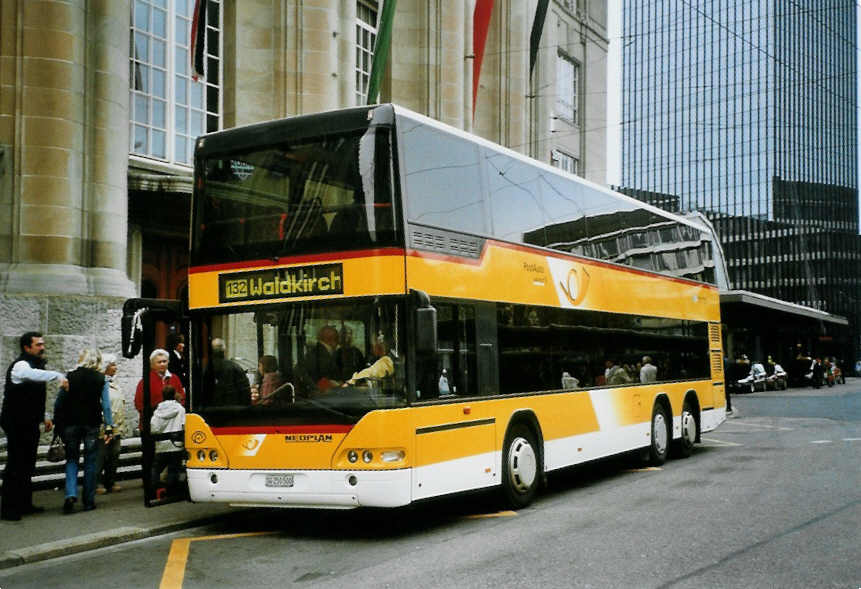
xmin=0 ymin=437 xmax=144 ymax=491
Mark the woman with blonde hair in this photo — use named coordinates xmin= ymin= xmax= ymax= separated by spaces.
xmin=54 ymin=348 xmax=114 ymax=514
xmin=96 ymin=354 xmax=126 ymax=494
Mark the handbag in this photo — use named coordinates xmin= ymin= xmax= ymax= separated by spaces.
xmin=46 ymin=433 xmax=65 ymax=463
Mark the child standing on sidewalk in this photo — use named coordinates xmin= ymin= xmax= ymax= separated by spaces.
xmin=149 ymin=385 xmax=185 ymax=493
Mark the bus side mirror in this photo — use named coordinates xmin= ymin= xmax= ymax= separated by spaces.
xmin=415 ymin=307 xmax=437 ymax=354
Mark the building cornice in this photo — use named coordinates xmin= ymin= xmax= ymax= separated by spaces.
xmin=127 ymin=155 xmax=193 ymax=194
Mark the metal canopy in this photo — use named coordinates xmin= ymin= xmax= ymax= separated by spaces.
xmin=720 ymin=290 xmax=848 ymax=326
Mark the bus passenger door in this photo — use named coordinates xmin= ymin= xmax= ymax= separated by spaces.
xmin=121 ymin=298 xmax=189 ymax=507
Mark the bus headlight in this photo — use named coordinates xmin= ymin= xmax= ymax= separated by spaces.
xmin=381 ymin=450 xmax=405 ymax=463
xmin=209 ymin=449 xmax=219 ymax=462
xmin=362 ymin=450 xmax=373 ymax=463
xmin=348 ymin=450 xmax=359 ymax=463
xmin=197 ymin=450 xmax=206 ymax=462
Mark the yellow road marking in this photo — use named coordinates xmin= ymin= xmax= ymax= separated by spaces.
xmin=622 ymin=467 xmax=663 ymax=472
xmin=464 ymin=510 xmax=518 ymax=519
xmin=160 ymin=538 xmax=191 ymax=589
xmin=160 ymin=531 xmax=275 ymax=589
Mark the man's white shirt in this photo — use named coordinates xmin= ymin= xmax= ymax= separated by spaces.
xmin=10 ymin=360 xmax=64 ymax=420
xmin=10 ymin=361 xmax=64 ymax=384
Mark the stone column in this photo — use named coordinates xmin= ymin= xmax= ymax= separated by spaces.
xmin=0 ymin=0 xmax=133 ymax=297
xmin=224 ymin=0 xmax=277 ymax=126
xmin=439 ymin=3 xmax=466 ymax=129
xmin=390 ymin=0 xmax=467 ymax=129
xmin=300 ymin=0 xmax=341 ymax=114
xmin=389 ymin=0 xmax=433 ymax=115
xmin=1 ymin=1 xmax=136 ymax=441
xmin=87 ymin=0 xmax=135 ymax=296
xmin=1 ymin=0 xmax=89 ymax=293
xmin=337 ymin=0 xmax=357 ymax=108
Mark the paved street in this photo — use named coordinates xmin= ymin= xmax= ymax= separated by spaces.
xmin=1 ymin=385 xmax=859 ymax=589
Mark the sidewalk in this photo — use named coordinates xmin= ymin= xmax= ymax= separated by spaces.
xmin=0 ymin=479 xmax=239 ymax=569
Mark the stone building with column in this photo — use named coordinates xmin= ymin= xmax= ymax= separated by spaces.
xmin=0 ymin=0 xmax=608 ymax=432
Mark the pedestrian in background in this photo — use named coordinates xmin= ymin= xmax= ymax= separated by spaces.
xmin=1 ymin=332 xmax=67 ymax=521
xmin=811 ymin=358 xmax=824 ymax=389
xmin=96 ymin=354 xmax=126 ymax=495
xmin=166 ymin=332 xmax=188 ymax=390
xmin=55 ymin=348 xmax=113 ymax=514
xmin=135 ymin=348 xmax=185 ymax=421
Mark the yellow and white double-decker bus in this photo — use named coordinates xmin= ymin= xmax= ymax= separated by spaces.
xmin=161 ymin=104 xmax=725 ymax=509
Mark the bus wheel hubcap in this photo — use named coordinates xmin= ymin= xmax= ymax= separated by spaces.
xmin=508 ymin=437 xmax=537 ymax=493
xmin=682 ymin=411 xmax=696 ymax=445
xmin=653 ymin=413 xmax=668 ymax=454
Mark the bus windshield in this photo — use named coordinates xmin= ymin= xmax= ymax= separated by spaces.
xmin=193 ymin=126 xmax=398 ymax=266
xmin=191 ymin=298 xmax=406 ymax=426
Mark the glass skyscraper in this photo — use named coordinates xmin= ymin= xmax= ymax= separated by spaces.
xmin=620 ymin=0 xmax=861 ymax=363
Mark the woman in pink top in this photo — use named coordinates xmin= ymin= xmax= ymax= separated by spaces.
xmin=251 ymin=355 xmax=283 ymax=406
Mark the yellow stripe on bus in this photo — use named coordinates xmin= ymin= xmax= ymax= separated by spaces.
xmin=406 ymin=243 xmax=719 ymax=320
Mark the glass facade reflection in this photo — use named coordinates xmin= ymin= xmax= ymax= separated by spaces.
xmin=620 ymin=0 xmax=861 ymax=359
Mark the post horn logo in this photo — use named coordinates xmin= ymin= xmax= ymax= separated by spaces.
xmin=241 ymin=437 xmax=260 ymax=451
xmin=559 ymin=265 xmax=590 ymax=306
xmin=191 ymin=431 xmax=207 ymax=444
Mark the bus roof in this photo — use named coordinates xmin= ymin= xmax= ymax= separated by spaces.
xmin=389 ymin=104 xmax=710 ymax=237
xmin=197 ymin=102 xmax=706 ymax=237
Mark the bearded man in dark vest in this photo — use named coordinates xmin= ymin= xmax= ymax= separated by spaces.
xmin=1 ymin=332 xmax=68 ymax=521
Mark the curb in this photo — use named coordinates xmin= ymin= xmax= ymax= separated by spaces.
xmin=0 ymin=513 xmax=232 ymax=570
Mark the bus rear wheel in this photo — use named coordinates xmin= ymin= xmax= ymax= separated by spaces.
xmin=648 ymin=402 xmax=670 ymax=466
xmin=500 ymin=424 xmax=540 ymax=509
xmin=672 ymin=399 xmax=697 ymax=459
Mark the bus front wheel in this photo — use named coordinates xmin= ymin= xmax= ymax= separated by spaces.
xmin=648 ymin=402 xmax=670 ymax=466
xmin=501 ymin=424 xmax=540 ymax=509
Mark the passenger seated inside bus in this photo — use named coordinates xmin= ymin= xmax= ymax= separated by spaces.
xmin=344 ymin=333 xmax=395 ymax=387
xmin=296 ymin=325 xmax=343 ymax=394
xmin=250 ymin=355 xmax=284 ymax=406
xmin=336 ymin=326 xmax=365 ymax=381
xmin=203 ymin=338 xmax=252 ymax=406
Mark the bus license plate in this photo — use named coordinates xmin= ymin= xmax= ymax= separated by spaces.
xmin=265 ymin=473 xmax=294 ymax=488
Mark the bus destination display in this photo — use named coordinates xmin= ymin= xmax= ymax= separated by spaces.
xmin=218 ymin=264 xmax=344 ymax=303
